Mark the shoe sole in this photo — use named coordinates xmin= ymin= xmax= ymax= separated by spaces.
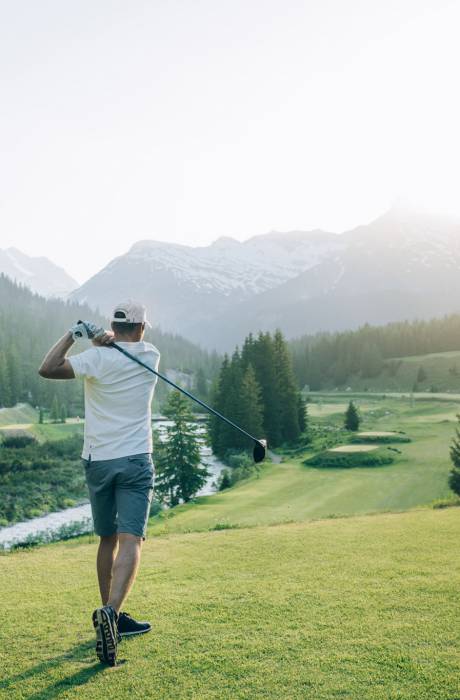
xmin=95 ymin=608 xmax=117 ymax=666
xmin=92 ymin=612 xmax=105 ymax=663
xmin=119 ymin=627 xmax=152 ymax=638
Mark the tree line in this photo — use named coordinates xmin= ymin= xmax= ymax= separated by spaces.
xmin=0 ymin=274 xmax=221 ymax=414
xmin=289 ymin=315 xmax=460 ymax=390
xmin=208 ymin=329 xmax=307 ymax=456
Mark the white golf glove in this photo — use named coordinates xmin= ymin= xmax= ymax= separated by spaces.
xmin=70 ymin=320 xmax=105 ymax=341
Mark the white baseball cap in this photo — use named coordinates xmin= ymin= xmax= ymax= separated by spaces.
xmin=111 ymin=300 xmax=152 ymax=327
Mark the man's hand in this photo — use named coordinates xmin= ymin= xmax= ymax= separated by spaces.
xmin=92 ymin=330 xmax=115 ymax=346
xmin=70 ymin=321 xmax=105 ymax=341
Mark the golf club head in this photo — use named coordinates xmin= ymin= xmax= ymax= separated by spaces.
xmin=253 ymin=439 xmax=267 ymax=463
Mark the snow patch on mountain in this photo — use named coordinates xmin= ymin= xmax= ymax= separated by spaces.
xmin=124 ymin=231 xmax=343 ymax=297
xmin=0 ymin=248 xmax=78 ymax=298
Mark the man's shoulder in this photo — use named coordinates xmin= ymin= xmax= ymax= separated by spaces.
xmin=142 ymin=341 xmax=160 ymax=356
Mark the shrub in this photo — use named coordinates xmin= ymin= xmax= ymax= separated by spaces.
xmin=225 ymin=451 xmax=253 ymax=470
xmin=2 ymin=435 xmax=37 ymax=449
xmin=304 ymin=448 xmax=394 ymax=469
xmin=449 ymin=414 xmax=460 ymax=497
xmin=150 ymin=498 xmax=163 ymax=517
xmin=350 ymin=433 xmax=410 ymax=444
xmin=211 ymin=521 xmax=238 ymax=530
xmin=218 ymin=469 xmax=232 ymax=491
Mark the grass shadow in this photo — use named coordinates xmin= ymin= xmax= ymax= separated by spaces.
xmin=1 ymin=640 xmax=109 ymax=698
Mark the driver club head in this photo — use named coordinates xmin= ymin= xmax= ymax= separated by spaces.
xmin=253 ymin=439 xmax=267 ymax=463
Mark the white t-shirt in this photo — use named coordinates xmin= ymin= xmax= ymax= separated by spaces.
xmin=68 ymin=341 xmax=160 ymax=461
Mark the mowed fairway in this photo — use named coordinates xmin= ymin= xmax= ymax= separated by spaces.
xmin=149 ymin=397 xmax=455 ymax=536
xmin=1 ymin=508 xmax=459 ymax=700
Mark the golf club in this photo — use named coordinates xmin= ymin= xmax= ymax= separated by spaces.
xmin=110 ymin=342 xmax=267 ymax=463
xmin=75 ymin=322 xmax=266 ymax=462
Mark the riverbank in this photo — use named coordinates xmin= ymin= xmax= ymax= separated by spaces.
xmin=0 ymin=418 xmax=226 ymax=549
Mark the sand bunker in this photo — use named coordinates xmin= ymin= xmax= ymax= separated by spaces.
xmin=329 ymin=444 xmax=380 ymax=453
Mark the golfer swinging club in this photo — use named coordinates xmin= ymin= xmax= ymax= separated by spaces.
xmin=38 ymin=300 xmax=160 ymax=666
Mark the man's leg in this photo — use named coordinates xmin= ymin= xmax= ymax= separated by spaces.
xmin=97 ymin=533 xmax=119 ymax=605
xmin=107 ymin=533 xmax=143 ymax=614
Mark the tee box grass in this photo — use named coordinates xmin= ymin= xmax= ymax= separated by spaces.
xmin=1 ymin=508 xmax=459 ymax=699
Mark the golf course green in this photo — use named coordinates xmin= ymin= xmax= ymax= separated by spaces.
xmin=1 ymin=394 xmax=459 ymax=698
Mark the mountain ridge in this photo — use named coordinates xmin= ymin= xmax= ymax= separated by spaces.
xmin=0 ymin=247 xmax=78 ymax=298
xmin=69 ymin=206 xmax=460 ymax=351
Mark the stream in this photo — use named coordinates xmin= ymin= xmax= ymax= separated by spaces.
xmin=0 ymin=420 xmax=226 ymax=550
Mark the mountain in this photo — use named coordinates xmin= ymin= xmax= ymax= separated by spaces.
xmin=69 ymin=207 xmax=460 ymax=352
xmin=204 ymin=207 xmax=460 ymax=348
xmin=0 ymin=247 xmax=78 ymax=298
xmin=69 ymin=230 xmax=342 ymax=340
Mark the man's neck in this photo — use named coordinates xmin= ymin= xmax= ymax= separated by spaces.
xmin=113 ymin=336 xmax=144 ymax=343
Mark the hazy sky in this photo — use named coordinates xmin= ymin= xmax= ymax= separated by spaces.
xmin=1 ymin=0 xmax=459 ymax=283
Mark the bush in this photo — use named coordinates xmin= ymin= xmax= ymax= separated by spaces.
xmin=225 ymin=451 xmax=253 ymax=470
xmin=210 ymin=521 xmax=238 ymax=530
xmin=304 ymin=448 xmax=394 ymax=469
xmin=218 ymin=469 xmax=232 ymax=491
xmin=0 ymin=435 xmax=86 ymax=524
xmin=2 ymin=435 xmax=37 ymax=449
xmin=150 ymin=498 xmax=163 ymax=516
xmin=350 ymin=433 xmax=410 ymax=444
xmin=216 ymin=451 xmax=262 ymax=490
xmin=432 ymin=496 xmax=460 ymax=509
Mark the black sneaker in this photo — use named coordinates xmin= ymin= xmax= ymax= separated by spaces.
xmin=117 ymin=611 xmax=152 ymax=638
xmin=92 ymin=605 xmax=118 ymax=666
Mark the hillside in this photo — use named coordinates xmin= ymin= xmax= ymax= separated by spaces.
xmin=0 ymin=248 xmax=78 ymax=298
xmin=343 ymin=350 xmax=460 ymax=393
xmin=0 ymin=275 xmax=221 ymax=414
xmin=148 ymin=395 xmax=454 ymax=536
xmin=69 ymin=230 xmax=342 ymax=349
xmin=1 ymin=508 xmax=458 ymax=699
xmin=69 ymin=207 xmax=460 ymax=351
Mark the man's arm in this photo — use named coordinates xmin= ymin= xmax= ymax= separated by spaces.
xmin=38 ymin=332 xmax=76 ymax=379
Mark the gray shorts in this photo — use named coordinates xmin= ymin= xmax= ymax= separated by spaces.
xmin=82 ymin=453 xmax=155 ymax=539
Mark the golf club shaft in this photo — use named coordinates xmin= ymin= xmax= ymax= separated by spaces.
xmin=109 ymin=342 xmax=263 ymax=447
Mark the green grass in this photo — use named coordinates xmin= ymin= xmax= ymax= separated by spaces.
xmin=149 ymin=398 xmax=455 ymax=536
xmin=1 ymin=507 xmax=459 ymax=699
xmin=0 ymin=403 xmax=37 ymax=426
xmin=340 ymin=349 xmax=460 ymax=393
xmin=1 ymin=397 xmax=459 ymax=697
xmin=30 ymin=422 xmax=84 ymax=442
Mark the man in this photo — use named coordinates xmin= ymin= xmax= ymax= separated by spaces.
xmin=38 ymin=300 xmax=160 ymax=666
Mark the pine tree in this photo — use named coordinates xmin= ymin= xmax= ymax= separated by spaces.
xmin=297 ymin=394 xmax=308 ymax=433
xmin=448 ymin=414 xmax=460 ymax=496
xmin=273 ymin=329 xmax=300 ymax=443
xmin=50 ymin=395 xmax=60 ymax=422
xmin=155 ymin=390 xmax=209 ymax=504
xmin=38 ymin=407 xmax=44 ymax=424
xmin=195 ymin=367 xmax=208 ymax=400
xmin=250 ymin=332 xmax=282 ymax=446
xmin=0 ymin=353 xmax=12 ymax=407
xmin=344 ymin=401 xmax=360 ymax=431
xmin=208 ymin=355 xmax=231 ymax=456
xmin=359 ymin=342 xmax=383 ymax=378
xmin=7 ymin=348 xmax=22 ymax=406
xmin=218 ymin=469 xmax=232 ymax=491
xmin=417 ymin=366 xmax=427 ymax=383
xmin=239 ymin=363 xmax=264 ymax=444
xmin=60 ymin=403 xmax=67 ymax=423
xmin=213 ymin=349 xmax=247 ymax=454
